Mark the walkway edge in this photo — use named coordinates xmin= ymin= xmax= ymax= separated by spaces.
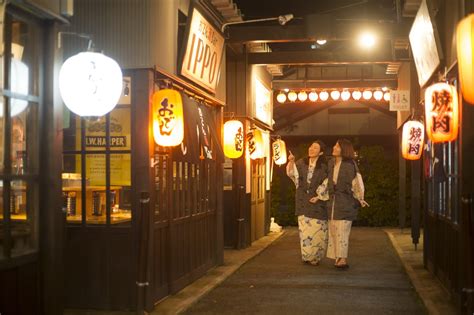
xmin=384 ymin=229 xmax=457 ymax=315
xmin=151 ymin=230 xmax=285 ymax=315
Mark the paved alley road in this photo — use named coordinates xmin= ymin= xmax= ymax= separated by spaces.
xmin=184 ymin=227 xmax=426 ymax=315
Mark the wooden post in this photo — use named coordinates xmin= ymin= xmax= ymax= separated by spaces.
xmin=411 ymin=159 xmax=421 ymax=248
xmin=398 ymin=130 xmax=407 ymax=230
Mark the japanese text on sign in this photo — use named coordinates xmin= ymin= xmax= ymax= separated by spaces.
xmin=181 ymin=8 xmax=224 ymax=94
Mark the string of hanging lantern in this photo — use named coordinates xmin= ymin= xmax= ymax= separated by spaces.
xmin=275 ymin=88 xmax=391 ymax=104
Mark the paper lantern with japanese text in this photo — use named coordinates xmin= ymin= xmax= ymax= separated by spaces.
xmin=223 ymin=120 xmax=244 ymax=159
xmin=424 ymin=83 xmax=459 ymax=143
xmin=456 ymin=14 xmax=474 ymax=104
xmin=59 ymin=52 xmax=123 ymax=116
xmin=247 ymin=128 xmax=264 ymax=159
xmin=152 ymin=89 xmax=184 ymax=147
xmin=272 ymin=139 xmax=287 ymax=165
xmin=402 ymin=120 xmax=425 ymax=160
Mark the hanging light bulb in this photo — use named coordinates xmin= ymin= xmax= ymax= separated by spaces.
xmin=276 ymin=91 xmax=287 ymax=103
xmin=373 ymin=90 xmax=384 ymax=101
xmin=362 ymin=90 xmax=373 ymax=100
xmin=287 ymin=91 xmax=297 ymax=102
xmin=341 ymin=90 xmax=351 ymax=101
xmin=298 ymin=91 xmax=308 ymax=102
xmin=308 ymin=91 xmax=318 ymax=102
xmin=319 ymin=91 xmax=329 ymax=101
xmin=383 ymin=91 xmax=390 ymax=101
xmin=330 ymin=90 xmax=341 ymax=100
xmin=352 ymin=90 xmax=362 ymax=100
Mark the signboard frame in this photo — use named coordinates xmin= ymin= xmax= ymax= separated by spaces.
xmin=178 ymin=1 xmax=225 ymax=94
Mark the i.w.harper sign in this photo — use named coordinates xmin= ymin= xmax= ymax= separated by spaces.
xmin=181 ymin=8 xmax=224 ymax=94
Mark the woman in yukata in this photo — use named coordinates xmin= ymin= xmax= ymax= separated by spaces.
xmin=323 ymin=139 xmax=369 ymax=269
xmin=286 ymin=140 xmax=329 ymax=266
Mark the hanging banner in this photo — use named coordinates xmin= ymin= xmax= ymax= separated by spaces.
xmin=180 ymin=7 xmax=225 ymax=94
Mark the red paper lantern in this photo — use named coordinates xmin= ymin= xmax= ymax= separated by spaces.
xmin=424 ymin=83 xmax=459 ymax=143
xmin=402 ymin=120 xmax=425 ymax=160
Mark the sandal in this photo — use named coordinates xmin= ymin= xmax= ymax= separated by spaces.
xmin=309 ymin=260 xmax=320 ymax=266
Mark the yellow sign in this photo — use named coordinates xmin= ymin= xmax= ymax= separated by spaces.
xmin=76 ymin=106 xmax=131 ymax=186
xmin=181 ymin=8 xmax=224 ymax=94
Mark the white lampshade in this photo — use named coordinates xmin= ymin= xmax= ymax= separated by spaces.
xmin=287 ymin=91 xmax=297 ymax=102
xmin=362 ymin=90 xmax=373 ymax=100
xmin=341 ymin=90 xmax=351 ymax=101
xmin=330 ymin=90 xmax=341 ymax=100
xmin=352 ymin=90 xmax=362 ymax=100
xmin=298 ymin=91 xmax=308 ymax=102
xmin=0 ymin=58 xmax=29 ymax=117
xmin=308 ymin=91 xmax=318 ymax=102
xmin=59 ymin=52 xmax=123 ymax=117
xmin=276 ymin=92 xmax=287 ymax=103
xmin=383 ymin=91 xmax=390 ymax=101
xmin=319 ymin=91 xmax=329 ymax=101
xmin=373 ymin=90 xmax=383 ymax=101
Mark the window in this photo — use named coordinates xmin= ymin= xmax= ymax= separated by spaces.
xmin=0 ymin=11 xmax=41 ymax=260
xmin=62 ymin=105 xmax=132 ymax=226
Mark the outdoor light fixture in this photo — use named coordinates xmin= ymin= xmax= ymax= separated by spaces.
xmin=59 ymin=52 xmax=123 ymax=117
xmin=359 ymin=31 xmax=376 ymax=48
xmin=221 ymin=14 xmax=294 ymax=32
xmin=298 ymin=91 xmax=308 ymax=102
xmin=276 ymin=91 xmax=287 ymax=103
xmin=272 ymin=139 xmax=288 ymax=165
xmin=341 ymin=90 xmax=351 ymax=101
xmin=152 ymin=89 xmax=184 ymax=147
xmin=316 ymin=39 xmax=327 ymax=45
xmin=330 ymin=90 xmax=341 ymax=101
xmin=352 ymin=90 xmax=362 ymax=100
xmin=0 ymin=58 xmax=29 ymax=117
xmin=308 ymin=91 xmax=318 ymax=102
xmin=362 ymin=90 xmax=373 ymax=100
xmin=373 ymin=90 xmax=384 ymax=101
xmin=456 ymin=14 xmax=474 ymax=104
xmin=223 ymin=120 xmax=244 ymax=159
xmin=425 ymin=82 xmax=459 ymax=143
xmin=287 ymin=91 xmax=298 ymax=102
xmin=384 ymin=91 xmax=390 ymax=101
xmin=319 ymin=91 xmax=329 ymax=101
xmin=402 ymin=119 xmax=425 ymax=160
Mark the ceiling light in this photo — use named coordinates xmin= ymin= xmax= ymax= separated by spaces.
xmin=374 ymin=90 xmax=384 ymax=101
xmin=382 ymin=86 xmax=388 ymax=91
xmin=298 ymin=91 xmax=308 ymax=102
xmin=308 ymin=91 xmax=318 ymax=102
xmin=319 ymin=91 xmax=329 ymax=101
xmin=316 ymin=39 xmax=327 ymax=45
xmin=384 ymin=91 xmax=391 ymax=101
xmin=284 ymin=88 xmax=289 ymax=92
xmin=276 ymin=91 xmax=287 ymax=103
xmin=363 ymin=90 xmax=373 ymax=100
xmin=288 ymin=91 xmax=297 ymax=102
xmin=359 ymin=31 xmax=376 ymax=48
xmin=278 ymin=14 xmax=294 ymax=26
xmin=352 ymin=90 xmax=362 ymax=100
xmin=341 ymin=90 xmax=351 ymax=101
xmin=330 ymin=90 xmax=340 ymax=100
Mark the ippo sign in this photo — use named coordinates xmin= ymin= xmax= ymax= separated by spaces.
xmin=181 ymin=8 xmax=224 ymax=94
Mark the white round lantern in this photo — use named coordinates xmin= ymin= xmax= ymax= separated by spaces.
xmin=373 ymin=90 xmax=384 ymax=101
xmin=330 ymin=90 xmax=341 ymax=100
xmin=0 ymin=58 xmax=29 ymax=117
xmin=341 ymin=90 xmax=351 ymax=101
xmin=319 ymin=91 xmax=329 ymax=101
xmin=352 ymin=90 xmax=362 ymax=100
xmin=308 ymin=91 xmax=318 ymax=102
xmin=59 ymin=52 xmax=123 ymax=117
xmin=276 ymin=91 xmax=287 ymax=103
xmin=298 ymin=91 xmax=308 ymax=102
xmin=362 ymin=90 xmax=373 ymax=100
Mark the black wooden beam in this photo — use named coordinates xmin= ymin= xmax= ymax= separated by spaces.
xmin=227 ymin=23 xmax=412 ymax=44
xmin=248 ymin=50 xmax=398 ymax=65
xmin=273 ymin=79 xmax=398 ymax=90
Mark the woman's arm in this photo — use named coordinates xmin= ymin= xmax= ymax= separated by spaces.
xmin=352 ymin=172 xmax=369 ymax=207
xmin=286 ymin=161 xmax=299 ymax=187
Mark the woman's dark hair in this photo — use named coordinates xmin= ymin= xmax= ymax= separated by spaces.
xmin=337 ymin=139 xmax=355 ymax=160
xmin=312 ymin=140 xmax=326 ymax=156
